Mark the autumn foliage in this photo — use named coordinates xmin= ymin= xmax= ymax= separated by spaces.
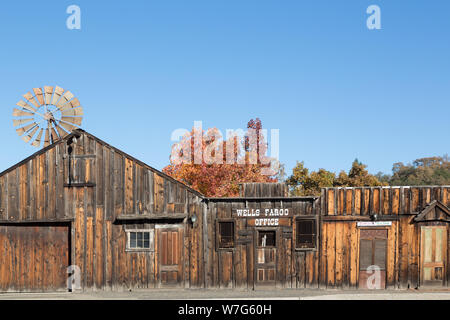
xmin=163 ymin=119 xmax=279 ymax=197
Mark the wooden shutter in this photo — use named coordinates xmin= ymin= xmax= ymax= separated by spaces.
xmin=359 ymin=239 xmax=372 ymax=270
xmin=374 ymin=239 xmax=387 ymax=271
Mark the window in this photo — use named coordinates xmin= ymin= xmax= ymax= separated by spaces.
xmin=258 ymin=231 xmax=276 ymax=247
xmin=127 ymin=230 xmax=154 ymax=251
xmin=218 ymin=222 xmax=234 ymax=248
xmin=296 ymin=219 xmax=316 ymax=249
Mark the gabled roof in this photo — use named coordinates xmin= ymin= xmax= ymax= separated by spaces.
xmin=414 ymin=200 xmax=450 ymax=222
xmin=0 ymin=129 xmax=205 ymax=199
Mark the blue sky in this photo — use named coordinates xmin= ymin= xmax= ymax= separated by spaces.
xmin=0 ymin=0 xmax=449 ymax=177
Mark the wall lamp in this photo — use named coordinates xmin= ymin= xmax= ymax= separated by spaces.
xmin=370 ymin=213 xmax=378 ymax=221
xmin=189 ymin=214 xmax=198 ymax=227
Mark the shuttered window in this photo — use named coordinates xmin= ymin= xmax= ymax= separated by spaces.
xmin=219 ymin=222 xmax=234 ymax=248
xmin=296 ymin=219 xmax=317 ymax=249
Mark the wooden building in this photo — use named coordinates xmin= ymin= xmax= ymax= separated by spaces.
xmin=0 ymin=129 xmax=449 ymax=292
xmin=0 ymin=130 xmax=205 ymax=292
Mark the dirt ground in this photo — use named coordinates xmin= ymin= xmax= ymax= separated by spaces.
xmin=1 ymin=288 xmax=450 ymax=300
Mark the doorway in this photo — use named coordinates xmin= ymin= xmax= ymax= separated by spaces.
xmin=420 ymin=226 xmax=447 ymax=287
xmin=156 ymin=225 xmax=184 ymax=288
xmin=358 ymin=229 xmax=387 ymax=289
xmin=255 ymin=229 xmax=277 ymax=286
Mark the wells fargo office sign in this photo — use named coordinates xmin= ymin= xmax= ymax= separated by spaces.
xmin=234 ymin=208 xmax=291 ymax=226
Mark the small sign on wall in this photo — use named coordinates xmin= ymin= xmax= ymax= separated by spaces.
xmin=247 ymin=218 xmax=290 ymax=227
xmin=357 ymin=221 xmax=392 ymax=227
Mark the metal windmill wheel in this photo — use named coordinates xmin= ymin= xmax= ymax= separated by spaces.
xmin=12 ymin=86 xmax=83 ymax=148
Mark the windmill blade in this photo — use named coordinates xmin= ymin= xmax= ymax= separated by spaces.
xmin=55 ymin=91 xmax=74 ymax=108
xmin=16 ymin=122 xmax=38 ymax=136
xmin=13 ymin=118 xmax=34 ymax=127
xmin=13 ymin=108 xmax=35 ymax=117
xmin=59 ymin=98 xmax=81 ymax=111
xmin=31 ymin=128 xmax=44 ymax=147
xmin=58 ymin=121 xmax=78 ymax=132
xmin=61 ymin=117 xmax=82 ymax=126
xmin=61 ymin=107 xmax=83 ymax=117
xmin=21 ymin=126 xmax=39 ymax=143
xmin=33 ymin=88 xmax=45 ymax=106
xmin=54 ymin=124 xmax=69 ymax=139
xmin=17 ymin=100 xmax=37 ymax=113
xmin=44 ymin=86 xmax=54 ymax=105
xmin=44 ymin=128 xmax=50 ymax=147
xmin=51 ymin=86 xmax=64 ymax=105
xmin=23 ymin=92 xmax=40 ymax=108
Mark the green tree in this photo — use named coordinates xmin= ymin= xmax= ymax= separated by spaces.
xmin=389 ymin=155 xmax=450 ymax=186
xmin=286 ymin=161 xmax=335 ymax=196
xmin=287 ymin=159 xmax=386 ymax=196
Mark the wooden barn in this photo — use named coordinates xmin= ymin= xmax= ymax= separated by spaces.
xmin=0 ymin=129 xmax=449 ymax=292
xmin=0 ymin=129 xmax=205 ymax=292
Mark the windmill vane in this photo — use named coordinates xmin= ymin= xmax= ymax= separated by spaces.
xmin=12 ymin=86 xmax=83 ymax=148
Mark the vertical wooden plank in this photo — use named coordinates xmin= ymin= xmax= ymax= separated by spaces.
xmin=398 ymin=217 xmax=408 ymax=288
xmin=7 ymin=171 xmax=19 ymax=221
xmin=154 ymin=174 xmax=164 ymax=214
xmin=19 ymin=165 xmax=28 ymax=221
xmin=382 ymin=188 xmax=390 ymax=215
xmin=48 ymin=148 xmax=56 ymax=219
xmin=326 ymin=223 xmax=336 ymax=287
xmin=327 ymin=190 xmax=335 ymax=215
xmin=354 ymin=189 xmax=361 ymax=215
xmin=0 ymin=176 xmax=6 ymax=220
xmin=319 ymin=221 xmax=327 ymax=288
xmin=75 ymin=188 xmax=85 ymax=289
xmin=114 ymin=153 xmax=124 ymax=218
xmin=94 ymin=208 xmax=104 ymax=289
xmin=56 ymin=144 xmax=65 ymax=219
xmin=335 ymin=222 xmax=343 ymax=287
xmin=411 ymin=188 xmax=419 ymax=213
xmin=392 ymin=188 xmax=399 ymax=215
xmin=373 ymin=188 xmax=380 ymax=215
xmin=387 ymin=223 xmax=396 ymax=287
xmin=346 ymin=189 xmax=352 ymax=215
xmin=338 ymin=189 xmax=344 ymax=215
xmin=124 ymin=158 xmax=133 ymax=215
xmin=349 ymin=222 xmax=358 ymax=288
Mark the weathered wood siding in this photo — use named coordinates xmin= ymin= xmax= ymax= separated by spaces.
xmin=0 ymin=130 xmax=205 ymax=291
xmin=320 ymin=186 xmax=450 ymax=289
xmin=206 ymin=197 xmax=320 ymax=289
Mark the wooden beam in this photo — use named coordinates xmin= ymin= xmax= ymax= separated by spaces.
xmin=116 ymin=213 xmax=187 ymax=220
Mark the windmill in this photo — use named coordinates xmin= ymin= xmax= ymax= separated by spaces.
xmin=12 ymin=86 xmax=83 ymax=148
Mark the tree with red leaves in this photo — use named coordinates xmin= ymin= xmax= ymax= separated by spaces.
xmin=163 ymin=119 xmax=279 ymax=197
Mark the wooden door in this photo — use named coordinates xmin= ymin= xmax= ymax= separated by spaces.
xmin=358 ymin=229 xmax=387 ymax=289
xmin=156 ymin=226 xmax=184 ymax=287
xmin=420 ymin=226 xmax=447 ymax=287
xmin=0 ymin=224 xmax=70 ymax=292
xmin=255 ymin=230 xmax=277 ymax=286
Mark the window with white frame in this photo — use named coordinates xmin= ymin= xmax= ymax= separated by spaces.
xmin=127 ymin=229 xmax=154 ymax=251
